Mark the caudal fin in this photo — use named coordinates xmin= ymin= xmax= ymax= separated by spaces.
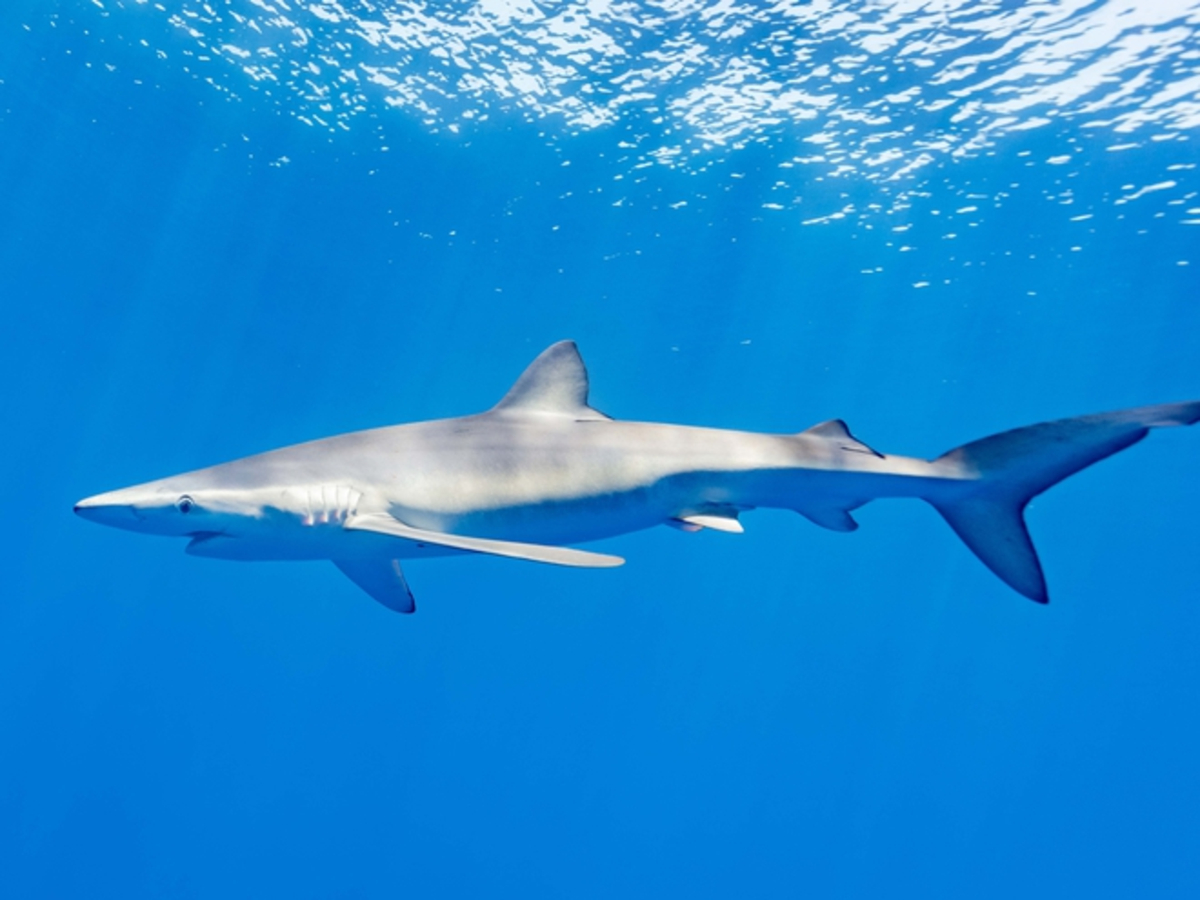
xmin=929 ymin=401 xmax=1200 ymax=603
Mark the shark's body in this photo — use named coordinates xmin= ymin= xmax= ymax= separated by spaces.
xmin=76 ymin=341 xmax=1200 ymax=613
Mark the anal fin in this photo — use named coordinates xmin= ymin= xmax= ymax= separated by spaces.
xmin=335 ymin=558 xmax=416 ymax=614
xmin=796 ymin=506 xmax=861 ymax=532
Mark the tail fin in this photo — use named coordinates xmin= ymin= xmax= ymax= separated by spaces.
xmin=929 ymin=401 xmax=1200 ymax=603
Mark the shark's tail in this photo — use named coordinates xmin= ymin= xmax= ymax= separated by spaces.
xmin=928 ymin=400 xmax=1200 ymax=602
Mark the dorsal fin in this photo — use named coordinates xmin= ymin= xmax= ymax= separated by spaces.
xmin=801 ymin=419 xmax=883 ymax=458
xmin=491 ymin=341 xmax=611 ymax=420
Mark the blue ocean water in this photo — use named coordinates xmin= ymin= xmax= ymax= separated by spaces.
xmin=3 ymin=1 xmax=1200 ymax=896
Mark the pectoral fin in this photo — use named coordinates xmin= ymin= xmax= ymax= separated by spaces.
xmin=334 ymin=558 xmax=416 ymax=614
xmin=344 ymin=514 xmax=624 ymax=569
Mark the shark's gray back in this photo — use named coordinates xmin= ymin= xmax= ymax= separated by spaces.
xmin=197 ymin=413 xmax=802 ymax=539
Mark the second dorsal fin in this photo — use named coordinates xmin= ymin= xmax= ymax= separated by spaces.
xmin=802 ymin=418 xmax=883 ymax=458
xmin=491 ymin=341 xmax=611 ymax=420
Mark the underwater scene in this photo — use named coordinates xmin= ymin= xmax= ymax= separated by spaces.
xmin=3 ymin=0 xmax=1200 ymax=896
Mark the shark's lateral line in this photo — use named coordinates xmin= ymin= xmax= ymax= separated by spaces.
xmin=76 ymin=341 xmax=1200 ymax=613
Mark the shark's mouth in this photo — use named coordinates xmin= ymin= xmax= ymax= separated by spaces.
xmin=185 ymin=531 xmax=226 ymax=550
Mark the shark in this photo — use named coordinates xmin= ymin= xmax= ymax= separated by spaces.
xmin=75 ymin=341 xmax=1199 ymax=613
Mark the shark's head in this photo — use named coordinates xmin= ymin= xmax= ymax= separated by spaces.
xmin=74 ymin=479 xmax=264 ymax=541
xmin=75 ymin=467 xmax=368 ymax=561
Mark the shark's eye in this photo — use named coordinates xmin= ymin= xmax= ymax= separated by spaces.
xmin=177 ymin=496 xmax=195 ymax=514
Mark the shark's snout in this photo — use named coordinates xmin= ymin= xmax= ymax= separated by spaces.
xmin=74 ymin=493 xmax=145 ymax=529
xmin=74 ymin=482 xmax=253 ymax=540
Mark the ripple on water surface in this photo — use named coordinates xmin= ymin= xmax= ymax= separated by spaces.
xmin=73 ymin=1 xmax=1200 ymax=177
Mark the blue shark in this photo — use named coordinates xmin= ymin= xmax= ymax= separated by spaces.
xmin=75 ymin=341 xmax=1200 ymax=613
